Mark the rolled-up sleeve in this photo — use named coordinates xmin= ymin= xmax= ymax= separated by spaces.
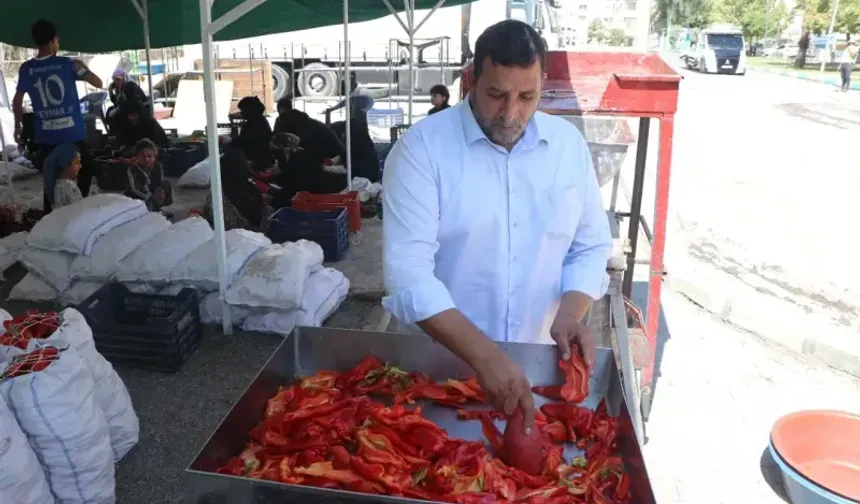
xmin=381 ymin=129 xmax=456 ymax=323
xmin=561 ymin=140 xmax=613 ymax=299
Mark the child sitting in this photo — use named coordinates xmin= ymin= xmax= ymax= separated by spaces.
xmin=45 ymin=143 xmax=84 ymax=210
xmin=124 ymin=138 xmax=174 ymax=213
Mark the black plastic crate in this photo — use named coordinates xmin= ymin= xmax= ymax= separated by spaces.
xmin=76 ymin=283 xmax=203 ymax=373
xmin=266 ymin=207 xmax=349 ymax=262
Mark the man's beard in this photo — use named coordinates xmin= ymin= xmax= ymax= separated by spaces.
xmin=470 ymin=96 xmax=526 ymax=148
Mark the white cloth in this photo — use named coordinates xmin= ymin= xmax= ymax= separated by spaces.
xmin=382 ymin=101 xmax=613 ymax=344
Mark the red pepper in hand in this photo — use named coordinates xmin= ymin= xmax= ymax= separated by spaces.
xmin=560 ymin=344 xmax=590 ymax=403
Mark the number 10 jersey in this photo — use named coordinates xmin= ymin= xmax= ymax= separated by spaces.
xmin=17 ymin=55 xmax=86 ymax=145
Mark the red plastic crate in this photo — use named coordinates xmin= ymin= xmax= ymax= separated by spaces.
xmin=291 ymin=191 xmax=361 ymax=233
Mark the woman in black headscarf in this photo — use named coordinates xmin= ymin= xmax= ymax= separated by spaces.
xmin=232 ymin=96 xmax=274 ymax=172
xmin=204 ymin=147 xmax=270 ymax=230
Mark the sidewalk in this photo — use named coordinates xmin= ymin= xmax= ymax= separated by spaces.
xmin=665 ymin=237 xmax=860 ymax=379
xmin=748 ymin=63 xmax=860 ymax=91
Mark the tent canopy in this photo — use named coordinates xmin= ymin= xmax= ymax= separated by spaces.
xmin=0 ymin=0 xmax=469 ymax=53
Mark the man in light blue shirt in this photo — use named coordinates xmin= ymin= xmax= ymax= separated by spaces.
xmin=382 ymin=20 xmax=613 ymax=433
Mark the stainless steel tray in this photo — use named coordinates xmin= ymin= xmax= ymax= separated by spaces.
xmin=185 ymin=327 xmax=657 ymax=504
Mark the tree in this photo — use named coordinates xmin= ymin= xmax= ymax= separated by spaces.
xmin=795 ymin=0 xmax=860 ymax=35
xmin=588 ymin=19 xmax=608 ymax=43
xmin=607 ymin=28 xmax=630 ymax=45
xmin=651 ymin=0 xmax=717 ymax=34
xmin=714 ymin=0 xmax=790 ymax=41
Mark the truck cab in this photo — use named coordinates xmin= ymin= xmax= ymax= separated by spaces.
xmin=683 ymin=25 xmax=746 ymax=75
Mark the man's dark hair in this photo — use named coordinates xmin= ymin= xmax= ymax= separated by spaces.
xmin=472 ymin=19 xmax=546 ymax=79
xmin=277 ymin=97 xmax=293 ymax=112
xmin=31 ymin=20 xmax=58 ymax=48
xmin=430 ymin=84 xmax=450 ymax=100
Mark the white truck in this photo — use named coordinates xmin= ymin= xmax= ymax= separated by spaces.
xmin=181 ymin=0 xmax=564 ymax=100
xmin=682 ymin=25 xmax=747 ymax=75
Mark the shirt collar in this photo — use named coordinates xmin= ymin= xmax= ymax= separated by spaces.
xmin=459 ymin=97 xmax=546 ymax=151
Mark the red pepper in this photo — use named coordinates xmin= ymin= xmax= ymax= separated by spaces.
xmin=531 ymin=385 xmax=564 ymax=401
xmin=559 ymin=345 xmax=590 ymax=403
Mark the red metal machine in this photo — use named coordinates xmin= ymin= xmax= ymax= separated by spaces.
xmin=461 ymin=51 xmax=681 ymax=421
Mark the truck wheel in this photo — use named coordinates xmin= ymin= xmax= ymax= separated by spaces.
xmin=700 ymin=58 xmax=707 ymax=73
xmin=271 ymin=64 xmax=290 ymax=101
xmin=299 ymin=62 xmax=339 ymax=98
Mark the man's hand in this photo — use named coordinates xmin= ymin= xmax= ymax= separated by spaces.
xmin=550 ymin=313 xmax=596 ymax=367
xmin=473 ymin=348 xmax=536 ymax=435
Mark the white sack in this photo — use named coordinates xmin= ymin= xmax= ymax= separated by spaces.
xmin=38 ymin=309 xmax=139 ymax=462
xmin=0 ymin=393 xmax=54 ymax=504
xmin=3 ymin=144 xmax=19 ymax=160
xmin=0 ymin=161 xmax=38 ymax=181
xmin=225 ymin=240 xmax=324 ymax=311
xmin=169 ymin=229 xmax=270 ymax=291
xmin=69 ymin=212 xmax=171 ymax=281
xmin=19 ymin=247 xmax=76 ymax=292
xmin=8 ymin=274 xmax=57 ymax=302
xmin=26 ymin=194 xmax=147 ymax=255
xmin=1 ymin=347 xmax=115 ymax=504
xmin=0 ymin=231 xmax=28 ymax=256
xmin=0 ymin=231 xmax=28 ymax=273
xmin=199 ymin=292 xmax=251 ymax=326
xmin=177 ymin=158 xmax=211 ymax=187
xmin=115 ymin=216 xmax=213 ymax=284
xmin=0 ymin=309 xmax=11 ymax=335
xmin=242 ymin=267 xmax=349 ymax=335
xmin=126 ymin=283 xmax=158 ymax=294
xmin=60 ymin=281 xmax=103 ymax=306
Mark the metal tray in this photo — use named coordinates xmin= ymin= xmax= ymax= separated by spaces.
xmin=185 ymin=327 xmax=657 ymax=504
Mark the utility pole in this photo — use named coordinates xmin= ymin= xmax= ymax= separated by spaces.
xmin=820 ymin=0 xmax=840 ymax=75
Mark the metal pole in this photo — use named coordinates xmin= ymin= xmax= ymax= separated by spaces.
xmin=405 ymin=0 xmax=415 ymax=123
xmin=344 ymin=0 xmax=353 ymax=191
xmin=200 ymin=0 xmax=233 ymax=334
xmin=821 ymin=0 xmax=840 ymax=75
xmin=142 ymin=0 xmax=154 ymax=105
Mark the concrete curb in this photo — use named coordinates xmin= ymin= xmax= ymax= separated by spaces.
xmin=666 ymin=249 xmax=860 ymax=379
xmin=748 ymin=65 xmax=860 ymax=91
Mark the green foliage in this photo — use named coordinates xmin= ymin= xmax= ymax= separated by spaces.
xmin=795 ymin=0 xmax=860 ymax=35
xmin=652 ymin=0 xmax=718 ymax=32
xmin=607 ymin=28 xmax=630 ymax=45
xmin=588 ymin=19 xmax=608 ymax=42
xmin=714 ymin=0 xmax=791 ymax=39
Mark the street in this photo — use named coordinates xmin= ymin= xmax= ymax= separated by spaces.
xmin=625 ymin=68 xmax=860 ymax=502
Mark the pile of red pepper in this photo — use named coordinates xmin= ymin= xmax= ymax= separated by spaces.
xmin=1 ymin=347 xmax=61 ymax=379
xmin=0 ymin=311 xmax=60 ymax=351
xmin=217 ymin=354 xmax=631 ymax=504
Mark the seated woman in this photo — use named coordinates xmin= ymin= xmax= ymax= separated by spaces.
xmin=428 ymin=84 xmax=451 ymax=115
xmin=204 ymin=147 xmax=273 ymax=231
xmin=232 ymin=96 xmax=274 ymax=172
xmin=117 ymin=103 xmax=169 ymax=149
xmin=44 ymin=143 xmax=84 ymax=211
xmin=274 ymin=98 xmax=344 ymax=167
xmin=268 ymin=132 xmax=346 ymax=202
xmin=124 ymin=138 xmax=174 ymax=212
xmin=107 ymin=69 xmax=148 ymax=133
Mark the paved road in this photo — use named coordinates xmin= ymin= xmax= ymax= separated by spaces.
xmin=662 ymin=69 xmax=860 ymax=328
xmin=610 ymin=68 xmax=860 ymax=502
xmin=644 ymin=286 xmax=860 ymax=503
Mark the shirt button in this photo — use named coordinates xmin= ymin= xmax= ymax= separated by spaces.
xmin=513 ymin=222 xmax=518 ymax=228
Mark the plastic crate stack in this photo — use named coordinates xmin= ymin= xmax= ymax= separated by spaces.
xmin=366 ymin=108 xmax=404 ymax=128
xmin=266 ymin=193 xmax=355 ymax=262
xmin=76 ymin=283 xmax=203 ymax=373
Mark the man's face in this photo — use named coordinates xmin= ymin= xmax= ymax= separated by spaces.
xmin=431 ymin=93 xmax=446 ymax=106
xmin=50 ymin=36 xmax=60 ymax=54
xmin=470 ymin=58 xmax=544 ymax=149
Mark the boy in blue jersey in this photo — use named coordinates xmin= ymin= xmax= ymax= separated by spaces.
xmin=12 ymin=20 xmax=103 ymax=213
